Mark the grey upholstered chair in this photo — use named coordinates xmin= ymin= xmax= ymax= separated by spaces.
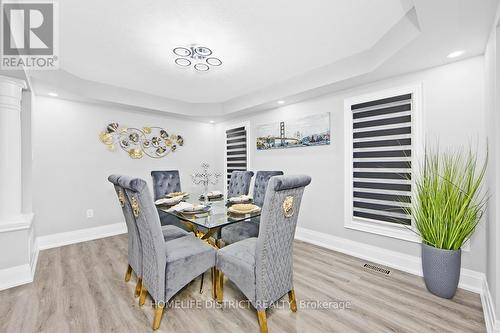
xmin=216 ymin=175 xmax=311 ymax=333
xmin=118 ymin=176 xmax=216 ymax=330
xmin=151 ymin=170 xmax=181 ymax=200
xmin=221 ymin=171 xmax=283 ymax=245
xmin=151 ymin=170 xmax=189 ymax=230
xmin=227 ymin=170 xmax=254 ymax=198
xmin=108 ymin=175 xmax=189 ymax=298
xmin=252 ymin=171 xmax=284 ymax=207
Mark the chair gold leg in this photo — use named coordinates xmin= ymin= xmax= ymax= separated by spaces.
xmin=152 ymin=303 xmax=165 ymax=330
xmin=215 ymin=239 xmax=223 ymax=248
xmin=257 ymin=310 xmax=268 ymax=333
xmin=139 ymin=286 xmax=148 ymax=306
xmin=134 ymin=278 xmax=142 ymax=298
xmin=288 ymin=289 xmax=297 ymax=312
xmin=199 ymin=272 xmax=205 ymax=294
xmin=216 ymin=270 xmax=224 ymax=303
xmin=211 ymin=267 xmax=217 ymax=299
xmin=124 ymin=265 xmax=132 ymax=282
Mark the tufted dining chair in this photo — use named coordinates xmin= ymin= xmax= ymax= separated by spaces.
xmin=151 ymin=170 xmax=181 ymax=200
xmin=221 ymin=171 xmax=283 ymax=245
xmin=227 ymin=170 xmax=254 ymax=198
xmin=108 ymin=175 xmax=189 ymax=298
xmin=118 ymin=176 xmax=216 ymax=330
xmin=216 ymin=175 xmax=311 ymax=333
xmin=150 ymin=170 xmax=189 ymax=230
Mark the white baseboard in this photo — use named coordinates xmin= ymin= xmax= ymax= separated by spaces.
xmin=30 ymin=239 xmax=39 ymax=278
xmin=0 ymin=249 xmax=38 ymax=291
xmin=37 ymin=222 xmax=127 ymax=250
xmin=294 ymin=227 xmax=482 ymax=292
xmin=0 ymin=263 xmax=33 ymax=291
xmin=295 ymin=226 xmax=499 ymax=332
xmin=0 ymin=222 xmax=126 ymax=291
xmin=0 ymin=216 xmax=37 ymax=291
xmin=481 ymin=275 xmax=500 ymax=333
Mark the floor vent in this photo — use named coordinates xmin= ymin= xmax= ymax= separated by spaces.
xmin=363 ymin=263 xmax=390 ymax=275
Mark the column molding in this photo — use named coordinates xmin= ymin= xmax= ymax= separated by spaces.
xmin=0 ymin=75 xmax=27 ymax=90
xmin=0 ymin=75 xmax=26 ymax=225
xmin=0 ymin=213 xmax=33 ymax=233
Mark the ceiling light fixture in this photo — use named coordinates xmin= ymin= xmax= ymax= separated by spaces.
xmin=173 ymin=47 xmax=191 ymax=57
xmin=209 ymin=120 xmax=215 ymax=124
xmin=173 ymin=45 xmax=222 ymax=72
xmin=48 ymin=92 xmax=58 ymax=97
xmin=175 ymin=58 xmax=191 ymax=67
xmin=278 ymin=100 xmax=285 ymax=104
xmin=447 ymin=50 xmax=464 ymax=59
xmin=194 ymin=63 xmax=209 ymax=72
xmin=206 ymin=57 xmax=222 ymax=66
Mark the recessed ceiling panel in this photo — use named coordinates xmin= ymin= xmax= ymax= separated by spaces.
xmin=60 ymin=0 xmax=408 ymax=103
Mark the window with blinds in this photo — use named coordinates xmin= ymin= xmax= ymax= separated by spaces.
xmin=350 ymin=93 xmax=413 ymax=226
xmin=225 ymin=126 xmax=248 ymax=187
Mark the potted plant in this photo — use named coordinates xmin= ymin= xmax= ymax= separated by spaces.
xmin=410 ymin=147 xmax=487 ymax=299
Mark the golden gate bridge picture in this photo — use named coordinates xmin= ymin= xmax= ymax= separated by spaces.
xmin=256 ymin=112 xmax=330 ymax=150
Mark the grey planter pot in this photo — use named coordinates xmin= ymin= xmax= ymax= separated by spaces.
xmin=421 ymin=243 xmax=461 ymax=299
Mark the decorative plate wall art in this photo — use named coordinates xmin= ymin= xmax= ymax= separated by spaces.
xmin=256 ymin=112 xmax=330 ymax=150
xmin=99 ymin=123 xmax=184 ymax=159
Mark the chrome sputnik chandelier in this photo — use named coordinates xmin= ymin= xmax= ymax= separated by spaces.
xmin=173 ymin=45 xmax=222 ymax=72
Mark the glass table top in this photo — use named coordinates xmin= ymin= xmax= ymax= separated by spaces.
xmin=156 ymin=193 xmax=261 ymax=229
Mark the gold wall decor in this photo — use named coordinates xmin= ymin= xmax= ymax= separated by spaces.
xmin=99 ymin=123 xmax=184 ymax=159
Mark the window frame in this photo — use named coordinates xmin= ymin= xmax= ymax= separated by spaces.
xmin=343 ymin=84 xmax=424 ymax=243
xmin=223 ymin=121 xmax=251 ymax=196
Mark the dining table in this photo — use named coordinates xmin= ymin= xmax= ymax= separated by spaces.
xmin=156 ymin=193 xmax=261 ymax=249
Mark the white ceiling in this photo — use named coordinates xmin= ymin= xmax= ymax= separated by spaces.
xmin=29 ymin=0 xmax=499 ymax=120
xmin=59 ymin=0 xmax=409 ymax=103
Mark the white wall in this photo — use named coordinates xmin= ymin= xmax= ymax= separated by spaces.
xmin=32 ymin=97 xmax=217 ymax=237
xmin=215 ymin=57 xmax=487 ymax=273
xmin=485 ymin=20 xmax=500 ymax=319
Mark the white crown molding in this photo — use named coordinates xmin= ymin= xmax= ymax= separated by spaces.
xmin=30 ymin=71 xmax=223 ymax=119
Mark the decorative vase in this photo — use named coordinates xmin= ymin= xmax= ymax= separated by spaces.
xmin=421 ymin=243 xmax=461 ymax=299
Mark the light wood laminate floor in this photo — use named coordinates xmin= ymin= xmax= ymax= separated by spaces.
xmin=0 ymin=234 xmax=485 ymax=333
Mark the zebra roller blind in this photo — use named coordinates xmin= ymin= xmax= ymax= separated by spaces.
xmin=225 ymin=126 xmax=248 ymax=186
xmin=351 ymin=93 xmax=412 ymax=225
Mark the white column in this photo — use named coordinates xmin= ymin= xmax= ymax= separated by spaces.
xmin=0 ymin=75 xmax=26 ymax=225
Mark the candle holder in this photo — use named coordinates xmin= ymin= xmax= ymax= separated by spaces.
xmin=191 ymin=163 xmax=221 ymax=204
